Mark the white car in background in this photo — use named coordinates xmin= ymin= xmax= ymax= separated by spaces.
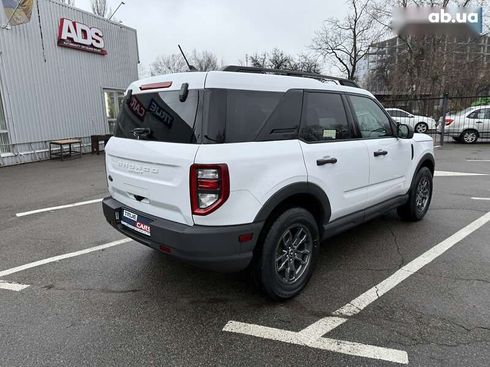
xmin=441 ymin=105 xmax=490 ymax=143
xmin=385 ymin=108 xmax=436 ymax=134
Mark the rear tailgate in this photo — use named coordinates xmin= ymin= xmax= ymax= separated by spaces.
xmin=106 ymin=139 xmax=198 ymax=225
xmin=106 ymin=73 xmax=207 ymax=226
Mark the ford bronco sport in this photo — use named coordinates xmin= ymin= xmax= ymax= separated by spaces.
xmin=102 ymin=66 xmax=435 ymax=300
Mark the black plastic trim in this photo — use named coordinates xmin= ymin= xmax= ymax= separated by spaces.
xmin=253 ymin=182 xmax=332 ymax=224
xmin=102 ymin=197 xmax=263 ymax=272
xmin=322 ymin=194 xmax=409 ymax=239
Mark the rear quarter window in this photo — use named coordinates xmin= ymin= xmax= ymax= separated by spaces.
xmin=203 ymin=89 xmax=283 ymax=143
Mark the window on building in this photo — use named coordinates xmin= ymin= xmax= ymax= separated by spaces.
xmin=0 ymin=90 xmax=10 ymax=154
xmin=104 ymin=90 xmax=125 ymax=134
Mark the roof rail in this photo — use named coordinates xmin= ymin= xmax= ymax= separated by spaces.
xmin=221 ymin=65 xmax=360 ymax=88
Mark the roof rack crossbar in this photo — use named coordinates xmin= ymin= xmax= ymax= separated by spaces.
xmin=221 ymin=65 xmax=360 ymax=88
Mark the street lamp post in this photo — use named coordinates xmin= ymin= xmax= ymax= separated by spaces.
xmin=108 ymin=1 xmax=125 ymax=21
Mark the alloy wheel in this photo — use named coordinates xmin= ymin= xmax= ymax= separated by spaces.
xmin=463 ymin=131 xmax=477 ymax=143
xmin=415 ymin=176 xmax=431 ymax=215
xmin=416 ymin=123 xmax=428 ymax=133
xmin=275 ymin=225 xmax=313 ymax=285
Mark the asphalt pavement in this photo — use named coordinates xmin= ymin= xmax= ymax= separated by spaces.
xmin=0 ymin=143 xmax=489 ymax=367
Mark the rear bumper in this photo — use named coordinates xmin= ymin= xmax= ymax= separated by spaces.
xmin=102 ymin=197 xmax=263 ymax=272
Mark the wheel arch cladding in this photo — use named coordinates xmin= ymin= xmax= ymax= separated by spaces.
xmin=254 ymin=182 xmax=332 ymax=238
xmin=418 ymin=153 xmax=435 ymax=175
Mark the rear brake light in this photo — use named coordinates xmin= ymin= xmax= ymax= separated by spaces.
xmin=445 ymin=118 xmax=454 ymax=125
xmin=139 ymin=81 xmax=172 ymax=90
xmin=190 ymin=164 xmax=230 ymax=215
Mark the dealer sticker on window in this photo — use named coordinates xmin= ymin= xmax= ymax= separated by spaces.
xmin=121 ymin=209 xmax=151 ymax=236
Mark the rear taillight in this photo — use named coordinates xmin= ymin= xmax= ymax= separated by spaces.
xmin=190 ymin=164 xmax=230 ymax=215
xmin=445 ymin=118 xmax=454 ymax=126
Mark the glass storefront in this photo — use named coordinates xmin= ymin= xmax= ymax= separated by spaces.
xmin=0 ymin=88 xmax=10 ymax=154
xmin=104 ymin=90 xmax=125 ymax=134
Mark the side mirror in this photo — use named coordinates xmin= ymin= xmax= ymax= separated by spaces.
xmin=397 ymin=124 xmax=414 ymax=139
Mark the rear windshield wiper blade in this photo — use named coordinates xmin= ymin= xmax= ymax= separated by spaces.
xmin=132 ymin=128 xmax=152 ymax=139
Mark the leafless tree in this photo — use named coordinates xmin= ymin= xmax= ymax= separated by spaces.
xmin=91 ymin=0 xmax=109 ymax=18
xmin=138 ymin=64 xmax=150 ymax=79
xmin=247 ymin=49 xmax=321 ymax=73
xmin=311 ymin=0 xmax=384 ymax=81
xmin=150 ymin=54 xmax=187 ymax=76
xmin=291 ymin=54 xmax=322 ymax=74
xmin=149 ymin=50 xmax=220 ymax=76
xmin=191 ymin=50 xmax=219 ymax=71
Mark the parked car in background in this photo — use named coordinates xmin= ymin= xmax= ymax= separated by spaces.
xmin=440 ymin=105 xmax=490 ymax=143
xmin=385 ymin=108 xmax=436 ymax=133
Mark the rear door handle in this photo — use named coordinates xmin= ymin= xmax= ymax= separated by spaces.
xmin=374 ymin=150 xmax=388 ymax=157
xmin=317 ymin=157 xmax=338 ymax=166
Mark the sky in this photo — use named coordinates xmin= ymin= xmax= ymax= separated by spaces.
xmin=75 ymin=0 xmax=348 ymax=72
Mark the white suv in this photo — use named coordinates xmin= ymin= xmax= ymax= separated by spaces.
xmin=102 ymin=66 xmax=435 ymax=300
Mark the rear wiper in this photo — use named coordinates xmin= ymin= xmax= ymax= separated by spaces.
xmin=132 ymin=128 xmax=152 ymax=139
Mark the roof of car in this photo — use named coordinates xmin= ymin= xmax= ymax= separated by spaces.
xmin=130 ymin=71 xmax=374 ymax=98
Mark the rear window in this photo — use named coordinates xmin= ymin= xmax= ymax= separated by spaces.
xmin=203 ymin=89 xmax=283 ymax=143
xmin=114 ymin=90 xmax=200 ymax=143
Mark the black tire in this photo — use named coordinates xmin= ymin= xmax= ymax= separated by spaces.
xmin=415 ymin=122 xmax=428 ymax=134
xmin=252 ymin=208 xmax=320 ymax=301
xmin=397 ymin=167 xmax=433 ymax=221
xmin=460 ymin=129 xmax=479 ymax=144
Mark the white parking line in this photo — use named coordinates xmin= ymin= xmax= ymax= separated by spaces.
xmin=0 ymin=238 xmax=132 ymax=279
xmin=472 ymin=197 xmax=490 ymax=201
xmin=16 ymin=198 xmax=103 ymax=217
xmin=0 ymin=280 xmax=30 ymax=292
xmin=434 ymin=170 xmax=488 ymax=177
xmin=224 ymin=211 xmax=490 ymax=364
xmin=224 ymin=321 xmax=409 ymax=364
xmin=466 ymin=159 xmax=490 ymax=162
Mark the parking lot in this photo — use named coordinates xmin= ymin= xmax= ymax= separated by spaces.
xmin=0 ymin=143 xmax=489 ymax=367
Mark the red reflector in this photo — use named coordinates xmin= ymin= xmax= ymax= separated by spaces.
xmin=140 ymin=81 xmax=172 ymax=90
xmin=159 ymin=245 xmax=172 ymax=254
xmin=445 ymin=118 xmax=454 ymax=125
xmin=239 ymin=233 xmax=253 ymax=243
xmin=198 ymin=179 xmax=219 ymax=190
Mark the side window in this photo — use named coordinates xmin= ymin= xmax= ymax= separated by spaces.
xmin=203 ymin=89 xmax=283 ymax=143
xmin=468 ymin=109 xmax=480 ymax=119
xmin=468 ymin=108 xmax=490 ymax=119
xmin=388 ymin=110 xmax=401 ymax=117
xmin=256 ymin=90 xmax=303 ymax=141
xmin=349 ymin=95 xmax=393 ymax=138
xmin=399 ymin=111 xmax=410 ymax=118
xmin=300 ymin=92 xmax=352 ymax=142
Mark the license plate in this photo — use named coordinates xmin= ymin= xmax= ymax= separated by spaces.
xmin=120 ymin=209 xmax=151 ymax=236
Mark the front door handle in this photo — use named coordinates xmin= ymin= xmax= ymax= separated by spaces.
xmin=374 ymin=150 xmax=388 ymax=157
xmin=317 ymin=157 xmax=338 ymax=166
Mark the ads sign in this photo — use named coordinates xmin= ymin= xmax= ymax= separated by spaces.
xmin=57 ymin=18 xmax=107 ymax=55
